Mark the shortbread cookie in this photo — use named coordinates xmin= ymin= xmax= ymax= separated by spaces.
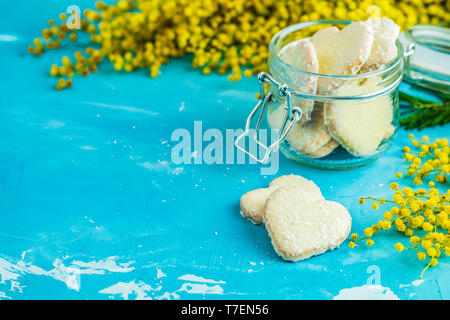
xmin=384 ymin=124 xmax=396 ymax=140
xmin=264 ymin=186 xmax=352 ymax=262
xmin=311 ymin=22 xmax=374 ymax=93
xmin=324 ymin=78 xmax=393 ymax=157
xmin=240 ymin=175 xmax=323 ymax=225
xmin=366 ymin=17 xmax=400 ymax=41
xmin=267 ymin=103 xmax=331 ymax=155
xmin=360 ymin=18 xmax=400 ymax=73
xmin=240 ymin=188 xmax=273 ymax=225
xmin=305 ymin=138 xmax=339 ymax=158
xmin=279 ymin=39 xmax=319 ymax=122
xmin=268 ymin=174 xmax=323 ymax=195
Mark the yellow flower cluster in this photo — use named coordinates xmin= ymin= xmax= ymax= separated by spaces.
xmin=28 ymin=0 xmax=449 ymax=89
xmin=351 ymin=182 xmax=450 ymax=278
xmin=396 ymin=134 xmax=449 ymax=185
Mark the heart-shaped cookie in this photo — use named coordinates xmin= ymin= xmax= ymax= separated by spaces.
xmin=360 ymin=18 xmax=400 ymax=73
xmin=267 ymin=102 xmax=331 ymax=155
xmin=279 ymin=38 xmax=319 ymax=122
xmin=310 ymin=22 xmax=374 ymax=93
xmin=264 ymin=185 xmax=352 ymax=262
xmin=240 ymin=188 xmax=273 ymax=225
xmin=324 ymin=77 xmax=393 ymax=157
xmin=304 ymin=138 xmax=339 ymax=159
xmin=240 ymin=175 xmax=323 ymax=224
xmin=268 ymin=174 xmax=323 ymax=190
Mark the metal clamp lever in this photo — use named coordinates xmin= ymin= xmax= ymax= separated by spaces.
xmin=234 ymin=72 xmax=302 ymax=164
xmin=404 ymin=43 xmax=416 ymax=79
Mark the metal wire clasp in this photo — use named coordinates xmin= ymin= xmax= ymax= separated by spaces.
xmin=234 ymin=72 xmax=302 ymax=164
xmin=404 ymin=43 xmax=416 ymax=79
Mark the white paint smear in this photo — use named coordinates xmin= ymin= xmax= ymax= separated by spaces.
xmin=400 ymin=279 xmax=426 ymax=289
xmin=43 ymin=120 xmax=66 ymax=130
xmin=2 ymin=254 xmax=225 ymax=300
xmin=412 ymin=279 xmax=426 ymax=286
xmin=178 ymin=283 xmax=223 ymax=295
xmin=0 ymin=34 xmax=18 ymax=42
xmin=72 ymin=256 xmax=135 ymax=273
xmin=80 ymin=145 xmax=97 ymax=151
xmin=99 ymin=271 xmax=226 ymax=300
xmin=0 ymin=291 xmax=11 ymax=299
xmin=83 ymin=101 xmax=159 ymax=116
xmin=99 ymin=280 xmax=153 ymax=300
xmin=138 ymin=161 xmax=184 ymax=175
xmin=177 ymin=274 xmax=226 ymax=284
xmin=0 ymin=254 xmax=135 ymax=294
xmin=334 ymin=285 xmax=400 ymax=300
xmin=156 ymin=268 xmax=167 ymax=279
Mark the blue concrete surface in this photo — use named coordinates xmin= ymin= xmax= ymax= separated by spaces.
xmin=0 ymin=1 xmax=448 ymax=300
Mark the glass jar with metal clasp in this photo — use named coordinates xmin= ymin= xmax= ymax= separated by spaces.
xmin=400 ymin=24 xmax=450 ymax=99
xmin=236 ymin=19 xmax=407 ymax=170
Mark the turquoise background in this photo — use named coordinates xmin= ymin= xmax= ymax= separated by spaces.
xmin=0 ymin=0 xmax=448 ymax=300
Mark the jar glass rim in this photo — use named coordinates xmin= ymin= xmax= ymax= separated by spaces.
xmin=269 ymin=19 xmax=404 ymax=79
xmin=404 ymin=24 xmax=450 ymax=55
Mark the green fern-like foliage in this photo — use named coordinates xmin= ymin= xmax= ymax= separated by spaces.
xmin=400 ymin=92 xmax=450 ymax=131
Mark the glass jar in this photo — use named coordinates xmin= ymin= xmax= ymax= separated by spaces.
xmin=400 ymin=25 xmax=450 ymax=99
xmin=236 ymin=20 xmax=404 ymax=170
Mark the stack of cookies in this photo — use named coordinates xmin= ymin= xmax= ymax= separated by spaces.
xmin=268 ymin=18 xmax=400 ymax=158
xmin=240 ymin=175 xmax=352 ymax=261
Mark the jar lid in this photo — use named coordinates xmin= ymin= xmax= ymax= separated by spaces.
xmin=399 ymin=25 xmax=450 ymax=96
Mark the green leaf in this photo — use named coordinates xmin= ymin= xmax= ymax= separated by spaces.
xmin=399 ymin=92 xmax=450 ymax=130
